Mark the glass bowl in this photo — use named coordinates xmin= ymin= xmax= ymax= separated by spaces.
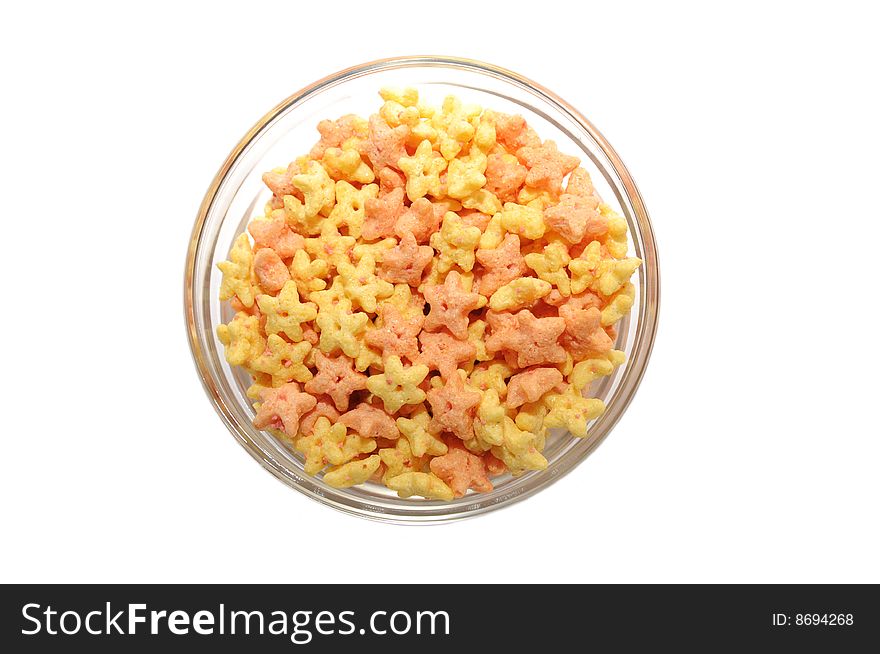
xmin=184 ymin=56 xmax=660 ymax=523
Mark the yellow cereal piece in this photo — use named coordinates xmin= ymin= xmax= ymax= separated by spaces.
xmin=379 ymin=86 xmax=419 ymax=108
xmin=292 ymin=159 xmax=336 ymax=218
xmin=366 ymin=355 xmax=429 ymax=413
xmin=429 ymin=211 xmax=482 ymax=273
xmin=478 ymin=213 xmax=506 ymax=250
xmin=354 ymin=334 xmax=384 ymax=372
xmin=327 ymin=180 xmax=378 ymax=239
xmin=473 ymin=116 xmax=496 ymax=152
xmin=251 ymin=334 xmax=313 ymax=385
xmin=217 ymin=233 xmax=256 ymax=308
xmin=295 ymin=417 xmax=376 ymax=475
xmin=517 ymin=186 xmax=557 ymax=208
xmin=323 ymin=455 xmax=382 ymax=488
xmin=379 ymin=100 xmax=420 ymax=128
xmin=315 ymin=298 xmax=369 ymax=358
xmin=601 ymin=282 xmax=635 ymax=326
xmin=352 ymin=237 xmax=397 ymax=263
xmin=216 ymin=311 xmax=264 ymax=368
xmin=556 ymin=352 xmax=574 ymax=377
xmin=432 ymin=95 xmax=481 ymax=160
xmin=568 ymin=240 xmax=602 ymax=295
xmin=543 ymin=388 xmax=605 ymax=438
xmin=396 ymin=406 xmax=447 ymax=457
xmin=305 ymin=222 xmax=356 ymax=271
xmin=246 ymin=375 xmax=272 ymax=402
xmin=288 ymin=249 xmax=329 ymax=296
xmin=601 ymin=204 xmax=630 ymax=259
xmin=461 ymin=188 xmax=502 ymax=215
xmin=398 ymin=139 xmax=446 ymax=201
xmin=381 ymin=284 xmax=425 ymax=320
xmin=308 ymin=276 xmax=346 ymax=311
xmin=468 ymin=361 xmax=513 ymax=397
xmin=596 ymin=257 xmax=642 ymax=297
xmin=379 ymin=439 xmax=425 ymax=484
xmin=569 ymin=350 xmax=626 ymax=391
xmin=500 ymin=202 xmax=546 ymax=240
xmin=257 ymin=280 xmax=317 ymax=342
xmin=491 ymin=417 xmax=548 ymax=476
xmin=524 ymin=240 xmax=571 ymax=296
xmin=467 ymin=319 xmax=492 ymax=363
xmin=488 ymin=277 xmax=552 ymax=311
xmin=282 ymin=194 xmax=322 ymax=236
xmin=336 ymin=254 xmax=394 ymax=313
xmin=470 ymin=388 xmax=506 ymax=451
xmin=386 ymin=472 xmax=455 ymax=501
xmin=321 ymin=146 xmax=375 ymax=184
xmin=446 ymin=150 xmax=487 ymax=200
xmin=514 ymin=400 xmax=549 ymax=437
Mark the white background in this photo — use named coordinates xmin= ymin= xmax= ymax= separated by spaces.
xmin=1 ymin=0 xmax=877 ymax=584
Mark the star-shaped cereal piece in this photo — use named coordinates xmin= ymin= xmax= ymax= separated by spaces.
xmin=253 ymin=248 xmax=290 ymax=293
xmin=601 ymin=282 xmax=635 ymax=327
xmin=491 ymin=417 xmax=548 ymax=475
xmin=426 ymin=371 xmax=481 ymax=441
xmin=446 ymin=148 xmax=488 ymax=200
xmin=323 ymin=455 xmax=382 ymax=488
xmin=393 ymin=197 xmax=443 ymax=244
xmin=568 ymin=350 xmax=626 ymax=392
xmin=288 ymin=249 xmax=329 ymax=297
xmin=505 ymin=367 xmax=564 ymax=409
xmin=251 ymin=334 xmax=313 ymax=385
xmin=321 ymin=146 xmax=375 ymax=184
xmin=488 ymin=277 xmax=552 ymax=312
xmin=543 ymin=192 xmax=604 ymax=244
xmin=486 ymin=110 xmax=540 ymax=152
xmin=484 ymin=152 xmax=528 ymax=202
xmin=379 ymin=438 xmax=427 ymax=484
xmin=340 ymin=402 xmax=400 ymax=441
xmin=365 ymin=302 xmax=423 ymax=362
xmin=559 ymin=305 xmax=614 ymax=360
xmin=524 ymin=240 xmax=572 ymax=296
xmin=431 ymin=95 xmax=481 ymax=160
xmin=327 ymin=180 xmax=378 ymax=239
xmin=336 ymin=254 xmax=394 ymax=313
xmin=378 ymin=232 xmax=433 ymax=285
xmin=217 ymin=233 xmax=255 ymax=308
xmin=363 ymin=187 xmax=405 ymax=241
xmin=299 ymin=396 xmax=342 ymax=436
xmin=395 ymin=406 xmax=447 ymax=457
xmin=514 ymin=400 xmax=549 ymax=437
xmin=304 ymin=352 xmax=369 ymax=412
xmin=516 ymin=140 xmax=580 ymax=195
xmin=366 ymin=355 xmax=429 ymax=413
xmin=416 ymin=330 xmax=477 ymax=379
xmin=292 ymin=159 xmax=336 ymax=218
xmin=543 ymin=388 xmax=605 ymax=438
xmin=429 ymin=443 xmax=493 ymax=497
xmin=295 ymin=416 xmax=376 ymax=475
xmin=352 ymin=237 xmax=397 ymax=264
xmin=248 ymin=216 xmax=305 ymax=258
xmin=304 ymin=222 xmax=356 ymax=271
xmin=470 ymin=387 xmax=506 ymax=451
xmin=386 ymin=472 xmax=454 ymax=501
xmin=567 ymin=240 xmax=602 ymax=295
xmin=315 ymin=299 xmax=370 ymax=358
xmin=486 ymin=309 xmax=566 ymax=368
xmin=429 ymin=211 xmax=482 ymax=273
xmin=468 ymin=361 xmax=513 ymax=397
xmin=499 ymin=201 xmax=546 ymax=241
xmin=398 ymin=139 xmax=447 ymax=201
xmin=262 ymin=161 xmax=302 ymax=199
xmin=474 ymin=234 xmax=527 ymax=297
xmin=423 ymin=270 xmax=482 ymax=340
xmin=216 ymin=312 xmax=265 ymax=368
xmin=257 ymin=281 xmax=317 ymax=342
xmin=252 ymin=382 xmax=317 ymax=436
xmin=362 ymin=114 xmax=410 ymax=171
xmin=309 ymin=114 xmax=369 ymax=160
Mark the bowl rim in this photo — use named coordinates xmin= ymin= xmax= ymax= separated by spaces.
xmin=184 ymin=55 xmax=660 ymax=524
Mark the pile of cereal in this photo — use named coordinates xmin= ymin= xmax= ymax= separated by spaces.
xmin=216 ymin=88 xmax=641 ymax=500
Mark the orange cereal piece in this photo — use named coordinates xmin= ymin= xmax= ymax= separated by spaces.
xmin=248 ymin=216 xmax=305 ymax=258
xmin=459 ymin=209 xmax=492 ymax=231
xmin=416 ymin=330 xmax=477 ymax=379
xmin=543 ymin=193 xmax=605 ymax=244
xmin=309 ymin=114 xmax=368 ymax=160
xmin=262 ymin=161 xmax=304 ymax=199
xmin=340 ymin=402 xmax=400 ymax=441
xmin=548 ymin=290 xmax=602 ymax=310
xmin=252 ymin=382 xmax=317 ymax=436
xmin=394 ymin=198 xmax=443 ymax=244
xmin=486 ymin=309 xmax=567 ymax=368
xmin=429 ymin=442 xmax=493 ymax=497
xmin=483 ymin=451 xmax=507 ymax=476
xmin=379 ymin=232 xmax=433 ymax=285
xmin=474 ymin=234 xmax=527 ymax=297
xmin=559 ymin=305 xmax=614 ymax=360
xmin=304 ymin=351 xmax=369 ymax=412
xmin=423 ymin=270 xmax=482 ymax=340
xmin=488 ymin=111 xmax=541 ymax=152
xmin=363 ymin=187 xmax=405 ymax=241
xmin=484 ymin=152 xmax=528 ymax=203
xmin=362 ymin=115 xmax=410 ymax=172
xmin=505 ymin=367 xmax=564 ymax=408
xmin=517 ymin=140 xmax=580 ymax=195
xmin=426 ymin=372 xmax=481 ymax=442
xmin=365 ymin=303 xmax=423 ymax=362
xmin=253 ymin=248 xmax=290 ymax=293
xmin=299 ymin=395 xmax=341 ymax=436
xmin=378 ymin=166 xmax=405 ymax=193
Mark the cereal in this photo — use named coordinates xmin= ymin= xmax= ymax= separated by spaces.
xmin=217 ymin=89 xmax=640 ymax=499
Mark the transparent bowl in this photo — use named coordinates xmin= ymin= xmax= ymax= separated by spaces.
xmin=184 ymin=56 xmax=660 ymax=523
